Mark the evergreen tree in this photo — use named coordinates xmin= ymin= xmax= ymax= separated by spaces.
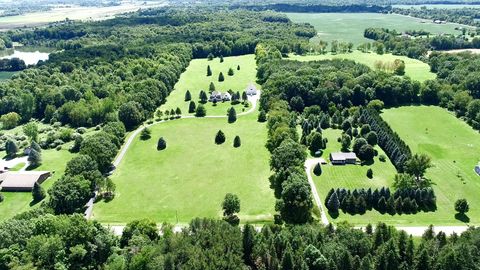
xmin=207 ymin=53 xmax=214 ymax=60
xmin=233 ymin=136 xmax=241 ymax=148
xmin=157 ymin=137 xmax=166 ymax=150
xmin=207 ymin=65 xmax=212 ymax=76
xmin=32 ymin=182 xmax=46 ymax=202
xmin=175 ymin=107 xmax=182 ymax=116
xmin=200 ymin=91 xmax=208 ymax=103
xmin=31 ymin=140 xmax=41 ymax=152
xmin=220 ymin=55 xmax=224 ymax=63
xmin=188 ymin=101 xmax=196 ymax=113
xmin=258 ymin=110 xmax=267 ymax=123
xmin=215 ymin=130 xmax=226 ymax=144
xmin=281 ymin=245 xmax=294 ymax=270
xmin=366 ymin=168 xmax=373 ymax=178
xmin=242 ymin=224 xmax=255 ymax=266
xmin=415 ymin=248 xmax=431 ymax=270
xmin=327 ymin=192 xmax=340 ymax=213
xmin=5 ymin=139 xmax=18 ymax=158
xmin=195 ymin=104 xmax=206 ymax=117
xmin=242 ymin=91 xmax=248 ymax=101
xmin=28 ymin=149 xmax=42 ymax=167
xmin=228 ymin=68 xmax=234 ymax=76
xmin=377 ymin=196 xmax=387 ymax=213
xmin=237 ymin=65 xmax=240 ymax=70
xmin=228 ymin=107 xmax=237 ymax=123
xmin=218 ymin=72 xmax=225 ymax=82
xmin=184 ymin=90 xmax=192 ymax=101
xmin=209 ymin=82 xmax=215 ymax=93
xmin=313 ymin=163 xmax=322 ymax=176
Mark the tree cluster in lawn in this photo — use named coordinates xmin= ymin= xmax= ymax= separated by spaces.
xmin=325 ymin=186 xmax=436 ymax=216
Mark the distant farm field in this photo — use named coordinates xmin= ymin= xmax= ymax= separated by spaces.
xmin=313 ymin=106 xmax=480 ymax=226
xmin=93 ymin=112 xmax=274 ymax=224
xmin=286 ymin=12 xmax=469 ymax=45
xmin=162 ymin=54 xmax=258 ymax=116
xmin=288 ymin=51 xmax=436 ymax=82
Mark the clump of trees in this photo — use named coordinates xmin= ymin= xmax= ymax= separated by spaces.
xmin=325 ymin=186 xmax=437 ymax=216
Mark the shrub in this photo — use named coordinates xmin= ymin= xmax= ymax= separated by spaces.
xmin=157 ymin=137 xmax=167 ymax=151
xmin=140 ymin=127 xmax=151 ymax=140
xmin=455 ymin=199 xmax=469 ymax=214
xmin=233 ymin=136 xmax=241 ymax=147
xmin=215 ymin=130 xmax=226 ymax=144
xmin=313 ymin=163 xmax=322 ymax=176
xmin=367 ymin=168 xmax=373 ymax=179
xmin=379 ymin=154 xmax=386 ymax=162
xmin=56 ymin=145 xmax=62 ymax=151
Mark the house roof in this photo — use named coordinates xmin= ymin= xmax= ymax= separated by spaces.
xmin=330 ymin=152 xmax=357 ymax=161
xmin=246 ymin=83 xmax=257 ymax=92
xmin=0 ymin=171 xmax=50 ymax=190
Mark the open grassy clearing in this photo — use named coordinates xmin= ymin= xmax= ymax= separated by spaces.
xmin=288 ymin=51 xmax=436 ymax=82
xmin=0 ymin=149 xmax=75 ymax=220
xmin=161 ymin=54 xmax=258 ymax=116
xmin=0 ymin=1 xmax=167 ymax=31
xmin=379 ymin=106 xmax=480 ymax=226
xmin=286 ymin=12 xmax=469 ymax=45
xmin=93 ymin=111 xmax=274 ymax=224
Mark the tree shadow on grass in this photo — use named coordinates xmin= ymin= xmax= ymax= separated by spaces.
xmin=455 ymin=213 xmax=470 ymax=223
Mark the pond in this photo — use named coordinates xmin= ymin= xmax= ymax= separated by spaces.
xmin=0 ymin=47 xmax=52 ymax=66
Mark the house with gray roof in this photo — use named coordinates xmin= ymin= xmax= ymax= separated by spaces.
xmin=329 ymin=152 xmax=357 ymax=165
xmin=0 ymin=171 xmax=51 ymax=192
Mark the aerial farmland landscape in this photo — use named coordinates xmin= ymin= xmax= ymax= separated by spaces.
xmin=2 ymin=0 xmax=480 ymax=268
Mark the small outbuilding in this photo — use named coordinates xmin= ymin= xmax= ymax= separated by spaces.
xmin=329 ymin=152 xmax=357 ymax=165
xmin=0 ymin=171 xmax=51 ymax=192
xmin=222 ymin=92 xmax=231 ymax=101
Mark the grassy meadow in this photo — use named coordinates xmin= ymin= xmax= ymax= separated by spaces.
xmin=93 ymin=112 xmax=274 ymax=224
xmin=162 ymin=54 xmax=258 ymax=116
xmin=286 ymin=12 xmax=469 ymax=45
xmin=288 ymin=51 xmax=436 ymax=82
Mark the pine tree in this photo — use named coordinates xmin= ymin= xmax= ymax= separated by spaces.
xmin=228 ymin=68 xmax=234 ymax=76
xmin=242 ymin=224 xmax=255 ymax=266
xmin=157 ymin=137 xmax=167 ymax=150
xmin=31 ymin=140 xmax=41 ymax=152
xmin=215 ymin=130 xmax=225 ymax=144
xmin=377 ymin=196 xmax=387 ymax=213
xmin=367 ymin=168 xmax=373 ymax=178
xmin=237 ymin=65 xmax=240 ymax=70
xmin=28 ymin=149 xmax=42 ymax=167
xmin=5 ymin=139 xmax=18 ymax=158
xmin=195 ymin=104 xmax=206 ymax=117
xmin=207 ymin=53 xmax=214 ymax=60
xmin=327 ymin=192 xmax=340 ymax=213
xmin=227 ymin=107 xmax=237 ymax=123
xmin=313 ymin=163 xmax=322 ymax=176
xmin=209 ymin=82 xmax=215 ymax=93
xmin=242 ymin=91 xmax=248 ymax=101
xmin=185 ymin=90 xmax=192 ymax=101
xmin=32 ymin=182 xmax=46 ymax=202
xmin=281 ymin=245 xmax=294 ymax=270
xmin=207 ymin=65 xmax=212 ymax=76
xmin=258 ymin=110 xmax=267 ymax=122
xmin=188 ymin=101 xmax=196 ymax=113
xmin=175 ymin=107 xmax=182 ymax=116
xmin=233 ymin=136 xmax=241 ymax=148
xmin=220 ymin=55 xmax=224 ymax=63
xmin=218 ymin=72 xmax=225 ymax=82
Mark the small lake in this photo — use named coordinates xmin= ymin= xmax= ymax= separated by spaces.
xmin=0 ymin=47 xmax=52 ymax=66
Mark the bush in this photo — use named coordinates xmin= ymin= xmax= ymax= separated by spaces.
xmin=313 ymin=163 xmax=322 ymax=176
xmin=455 ymin=199 xmax=469 ymax=214
xmin=379 ymin=154 xmax=386 ymax=162
xmin=215 ymin=130 xmax=226 ymax=144
xmin=157 ymin=137 xmax=167 ymax=150
xmin=233 ymin=136 xmax=241 ymax=147
xmin=140 ymin=127 xmax=151 ymax=140
xmin=367 ymin=168 xmax=373 ymax=179
xmin=56 ymin=145 xmax=62 ymax=151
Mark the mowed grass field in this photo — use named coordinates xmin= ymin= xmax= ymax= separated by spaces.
xmin=286 ymin=13 xmax=469 ymax=45
xmin=162 ymin=54 xmax=258 ymax=116
xmin=93 ymin=112 xmax=274 ymax=224
xmin=0 ymin=149 xmax=74 ymax=220
xmin=380 ymin=106 xmax=480 ymax=226
xmin=311 ymin=129 xmax=399 ymax=224
xmin=288 ymin=51 xmax=436 ymax=82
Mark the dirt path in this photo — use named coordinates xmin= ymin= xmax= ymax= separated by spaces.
xmin=304 ymin=158 xmax=329 ymax=225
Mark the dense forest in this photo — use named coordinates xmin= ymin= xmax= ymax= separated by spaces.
xmin=393 ymin=6 xmax=480 ymax=27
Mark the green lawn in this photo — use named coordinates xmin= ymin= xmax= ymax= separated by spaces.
xmin=0 ymin=149 xmax=74 ymax=220
xmin=93 ymin=112 xmax=274 ymax=224
xmin=9 ymin=162 xmax=26 ymax=171
xmin=311 ymin=129 xmax=398 ymax=225
xmin=0 ymin=71 xmax=16 ymax=81
xmin=380 ymin=106 xmax=480 ymax=226
xmin=161 ymin=54 xmax=258 ymax=116
xmin=288 ymin=51 xmax=436 ymax=82
xmin=286 ymin=12 xmax=469 ymax=45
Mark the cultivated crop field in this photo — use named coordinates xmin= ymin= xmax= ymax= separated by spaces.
xmin=288 ymin=51 xmax=436 ymax=82
xmin=287 ymin=12 xmax=468 ymax=45
xmin=93 ymin=112 xmax=274 ymax=224
xmin=162 ymin=54 xmax=258 ymax=116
